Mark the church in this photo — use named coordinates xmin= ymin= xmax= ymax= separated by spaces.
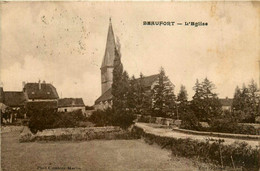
xmin=94 ymin=19 xmax=174 ymax=110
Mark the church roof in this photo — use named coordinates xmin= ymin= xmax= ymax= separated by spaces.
xmin=136 ymin=74 xmax=159 ymax=88
xmin=95 ymin=88 xmax=113 ymax=104
xmin=95 ymin=74 xmax=160 ymax=104
xmin=101 ymin=19 xmax=116 ymax=68
xmin=58 ymin=98 xmax=85 ymax=107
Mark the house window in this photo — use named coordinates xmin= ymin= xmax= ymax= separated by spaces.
xmin=64 ymin=109 xmax=67 ymax=112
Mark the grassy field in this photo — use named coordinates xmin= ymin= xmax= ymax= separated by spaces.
xmin=1 ymin=130 xmax=216 ymax=171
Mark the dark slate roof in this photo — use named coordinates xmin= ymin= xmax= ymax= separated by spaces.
xmin=219 ymin=98 xmax=233 ymax=106
xmin=58 ymin=98 xmax=85 ymax=107
xmin=95 ymin=74 xmax=159 ymax=104
xmin=3 ymin=91 xmax=26 ymax=107
xmin=24 ymin=83 xmax=59 ymax=100
xmin=101 ymin=20 xmax=116 ymax=68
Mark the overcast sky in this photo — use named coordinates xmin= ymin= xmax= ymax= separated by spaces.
xmin=1 ymin=2 xmax=259 ymax=105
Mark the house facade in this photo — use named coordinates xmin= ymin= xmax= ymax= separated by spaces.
xmin=219 ymin=97 xmax=233 ymax=112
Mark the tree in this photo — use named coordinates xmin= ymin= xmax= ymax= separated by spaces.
xmin=233 ymin=80 xmax=260 ymax=122
xmin=177 ymin=85 xmax=189 ymax=119
xmin=151 ymin=67 xmax=176 ymax=117
xmin=191 ymin=78 xmax=221 ymax=122
xmin=232 ymin=86 xmax=242 ymax=111
xmin=127 ymin=75 xmax=138 ymax=113
xmin=136 ymin=73 xmax=152 ymax=115
xmin=111 ymin=42 xmax=135 ymax=128
xmin=111 ymin=46 xmax=124 ymax=113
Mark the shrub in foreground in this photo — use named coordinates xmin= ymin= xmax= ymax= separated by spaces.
xmin=88 ymin=108 xmax=135 ymax=129
xmin=28 ymin=109 xmax=86 ymax=134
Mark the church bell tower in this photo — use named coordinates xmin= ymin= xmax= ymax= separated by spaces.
xmin=101 ymin=18 xmax=116 ymax=94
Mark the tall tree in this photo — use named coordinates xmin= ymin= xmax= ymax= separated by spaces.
xmin=232 ymin=86 xmax=242 ymax=111
xmin=136 ymin=73 xmax=151 ymax=115
xmin=111 ymin=46 xmax=126 ymax=113
xmin=177 ymin=85 xmax=188 ymax=119
xmin=127 ymin=75 xmax=137 ymax=113
xmin=177 ymin=85 xmax=188 ymax=103
xmin=111 ymin=43 xmax=135 ymax=128
xmin=151 ymin=67 xmax=176 ymax=117
xmin=191 ymin=78 xmax=221 ymax=122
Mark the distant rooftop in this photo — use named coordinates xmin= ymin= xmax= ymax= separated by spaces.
xmin=24 ymin=82 xmax=59 ymax=100
xmin=219 ymin=98 xmax=233 ymax=106
xmin=58 ymin=98 xmax=85 ymax=108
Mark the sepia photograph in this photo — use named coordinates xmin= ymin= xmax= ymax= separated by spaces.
xmin=0 ymin=1 xmax=259 ymax=171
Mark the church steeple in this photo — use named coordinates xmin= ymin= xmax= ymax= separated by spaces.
xmin=100 ymin=18 xmax=117 ymax=94
xmin=101 ymin=18 xmax=116 ymax=69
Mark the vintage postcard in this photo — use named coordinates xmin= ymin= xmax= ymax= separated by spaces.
xmin=1 ymin=1 xmax=259 ymax=171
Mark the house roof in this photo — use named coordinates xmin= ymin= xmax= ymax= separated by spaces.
xmin=24 ymin=82 xmax=59 ymax=100
xmin=95 ymin=74 xmax=160 ymax=104
xmin=58 ymin=98 xmax=85 ymax=107
xmin=219 ymin=98 xmax=233 ymax=106
xmin=3 ymin=91 xmax=26 ymax=107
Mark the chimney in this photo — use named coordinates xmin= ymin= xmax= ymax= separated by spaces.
xmin=38 ymin=80 xmax=41 ymax=90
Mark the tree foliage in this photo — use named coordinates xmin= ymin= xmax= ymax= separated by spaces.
xmin=177 ymin=85 xmax=189 ymax=120
xmin=28 ymin=109 xmax=85 ymax=134
xmin=136 ymin=73 xmax=152 ymax=115
xmin=232 ymin=80 xmax=260 ymax=123
xmin=191 ymin=78 xmax=222 ymax=122
xmin=151 ymin=67 xmax=176 ymax=117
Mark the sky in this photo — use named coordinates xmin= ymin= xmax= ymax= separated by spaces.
xmin=0 ymin=2 xmax=259 ymax=105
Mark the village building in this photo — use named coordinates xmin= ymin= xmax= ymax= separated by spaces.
xmin=23 ymin=81 xmax=59 ymax=110
xmin=58 ymin=98 xmax=85 ymax=113
xmin=94 ymin=19 xmax=174 ymax=110
xmin=219 ymin=97 xmax=233 ymax=112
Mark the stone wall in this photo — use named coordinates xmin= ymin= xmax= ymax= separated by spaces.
xmin=136 ymin=114 xmax=181 ymax=127
xmin=19 ymin=126 xmax=138 ymax=142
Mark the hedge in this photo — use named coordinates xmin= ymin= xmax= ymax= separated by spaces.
xmin=132 ymin=126 xmax=259 ymax=170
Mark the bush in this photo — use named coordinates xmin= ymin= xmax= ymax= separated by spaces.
xmin=133 ymin=126 xmax=259 ymax=170
xmin=209 ymin=119 xmax=258 ymax=135
xmin=181 ymin=110 xmax=259 ymax=135
xmin=180 ymin=110 xmax=203 ymax=131
xmin=88 ymin=108 xmax=135 ymax=129
xmin=28 ymin=108 xmax=86 ymax=134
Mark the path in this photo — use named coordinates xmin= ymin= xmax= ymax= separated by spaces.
xmin=135 ymin=123 xmax=260 ymax=148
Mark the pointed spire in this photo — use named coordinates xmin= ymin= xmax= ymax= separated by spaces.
xmin=101 ymin=18 xmax=116 ymax=68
